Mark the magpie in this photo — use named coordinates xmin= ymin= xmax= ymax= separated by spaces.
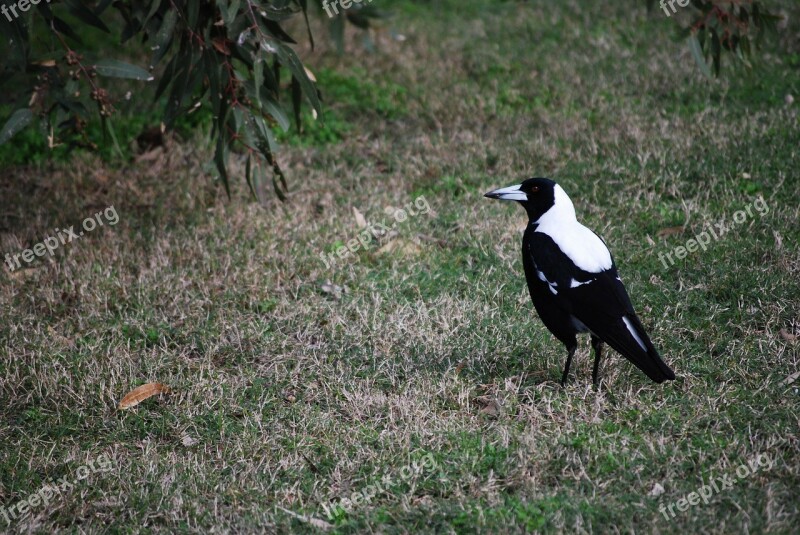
xmin=485 ymin=178 xmax=675 ymax=386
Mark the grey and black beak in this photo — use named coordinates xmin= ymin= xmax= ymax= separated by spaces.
xmin=484 ymin=184 xmax=527 ymax=201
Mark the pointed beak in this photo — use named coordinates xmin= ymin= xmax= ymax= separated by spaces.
xmin=484 ymin=184 xmax=527 ymax=201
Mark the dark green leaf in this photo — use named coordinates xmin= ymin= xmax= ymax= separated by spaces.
xmin=259 ymin=4 xmax=299 ymax=22
xmin=164 ymin=48 xmax=201 ymax=127
xmin=740 ymin=36 xmax=751 ymax=62
xmin=96 ymin=0 xmax=114 ymax=15
xmin=215 ymin=134 xmax=231 ymax=198
xmin=102 ymin=116 xmax=124 ymax=158
xmin=711 ymin=28 xmax=721 ymax=76
xmin=144 ymin=0 xmax=163 ymax=27
xmin=0 ymin=109 xmax=33 ymax=145
xmin=276 ymin=42 xmax=321 ymax=116
xmin=223 ymin=0 xmax=240 ymax=26
xmin=688 ymin=33 xmax=712 ymax=78
xmin=64 ymin=0 xmax=111 ymax=33
xmin=204 ymin=51 xmax=222 ymax=116
xmin=272 ymin=169 xmax=287 ymax=201
xmin=154 ymin=54 xmax=178 ymax=101
xmin=273 ymin=58 xmax=281 ymax=98
xmin=93 ymin=59 xmax=154 ymax=81
xmin=252 ymin=115 xmax=279 ymax=156
xmin=330 ymin=15 xmax=345 ymax=54
xmin=263 ymin=19 xmax=297 ymax=44
xmin=245 ymin=153 xmax=257 ymax=199
xmin=0 ymin=16 xmax=29 ymax=69
xmin=290 ymin=76 xmax=302 ymax=131
xmin=297 ymin=0 xmax=314 ymax=50
xmin=151 ymin=8 xmax=178 ymax=67
xmin=52 ymin=16 xmax=83 ymax=44
xmin=254 ymin=58 xmax=264 ymax=106
xmin=56 ymin=97 xmax=88 ymax=116
xmin=262 ymin=96 xmax=290 ymax=132
xmin=187 ymin=0 xmax=200 ymax=27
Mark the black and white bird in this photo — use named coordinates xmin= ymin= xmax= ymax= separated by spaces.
xmin=485 ymin=178 xmax=675 ymax=386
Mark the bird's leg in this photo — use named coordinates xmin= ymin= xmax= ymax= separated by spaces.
xmin=591 ymin=335 xmax=604 ymax=387
xmin=561 ymin=345 xmax=577 ymax=386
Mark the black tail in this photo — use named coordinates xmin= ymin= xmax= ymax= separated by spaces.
xmin=603 ymin=314 xmax=675 ymax=383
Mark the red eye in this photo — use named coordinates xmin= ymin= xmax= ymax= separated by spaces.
xmin=530 ymin=186 xmax=540 ymax=194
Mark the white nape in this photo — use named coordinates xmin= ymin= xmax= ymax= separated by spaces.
xmin=534 ymin=185 xmax=613 ymax=274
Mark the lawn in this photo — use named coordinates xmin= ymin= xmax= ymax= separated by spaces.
xmin=1 ymin=0 xmax=799 ymax=533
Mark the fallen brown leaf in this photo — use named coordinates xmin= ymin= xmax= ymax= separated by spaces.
xmin=657 ymin=226 xmax=684 ymax=238
xmin=416 ymin=233 xmax=448 ymax=247
xmin=135 ymin=147 xmax=164 ymax=163
xmin=780 ymin=329 xmax=797 ymax=342
xmin=320 ymin=281 xmax=347 ymax=300
xmin=352 ymin=207 xmax=367 ymax=229
xmin=480 ymin=400 xmax=501 ymax=416
xmin=119 ymin=382 xmax=170 ymax=409
xmin=773 ymin=231 xmax=783 ymax=251
xmin=276 ymin=506 xmax=332 ymax=530
xmin=377 ymin=239 xmax=422 ymax=256
xmin=6 ymin=266 xmax=45 ymax=282
xmin=181 ymin=433 xmax=198 ymax=447
xmin=783 ymin=371 xmax=800 ymax=386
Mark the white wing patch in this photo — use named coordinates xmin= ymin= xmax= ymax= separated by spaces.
xmin=570 ymin=278 xmax=593 ymax=289
xmin=623 ymin=316 xmax=647 ymax=351
xmin=537 ymin=270 xmax=559 ymax=295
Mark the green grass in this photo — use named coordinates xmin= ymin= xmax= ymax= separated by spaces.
xmin=1 ymin=0 xmax=799 ymax=533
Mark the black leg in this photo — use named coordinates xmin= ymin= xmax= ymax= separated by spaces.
xmin=591 ymin=336 xmax=604 ymax=387
xmin=561 ymin=345 xmax=577 ymax=386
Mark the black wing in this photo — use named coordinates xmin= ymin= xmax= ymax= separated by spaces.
xmin=526 ymin=231 xmax=675 ymax=383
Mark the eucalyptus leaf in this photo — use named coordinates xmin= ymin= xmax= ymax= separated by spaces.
xmin=688 ymin=34 xmax=712 ymax=79
xmin=93 ymin=59 xmax=154 ymax=81
xmin=0 ymin=109 xmax=33 ymax=145
xmin=64 ymin=0 xmax=111 ymax=33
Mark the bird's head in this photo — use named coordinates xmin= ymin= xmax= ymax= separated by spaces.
xmin=484 ymin=177 xmax=575 ymax=223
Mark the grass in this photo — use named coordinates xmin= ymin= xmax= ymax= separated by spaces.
xmin=1 ymin=0 xmax=800 ymax=533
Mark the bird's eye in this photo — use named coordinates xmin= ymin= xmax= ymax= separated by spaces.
xmin=530 ymin=186 xmax=540 ymax=194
